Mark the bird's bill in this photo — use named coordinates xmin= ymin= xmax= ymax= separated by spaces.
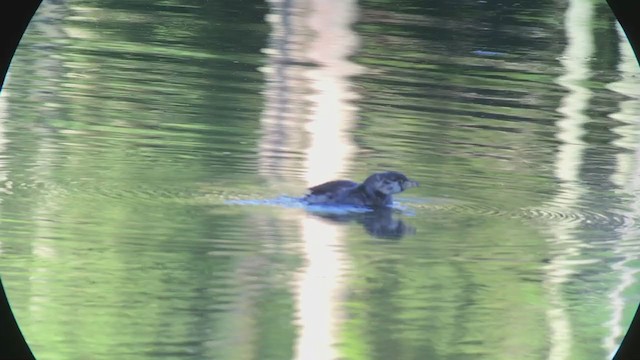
xmin=403 ymin=180 xmax=419 ymax=189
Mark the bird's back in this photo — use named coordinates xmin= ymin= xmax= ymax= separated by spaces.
xmin=307 ymin=180 xmax=358 ymax=195
xmin=304 ymin=180 xmax=359 ymax=204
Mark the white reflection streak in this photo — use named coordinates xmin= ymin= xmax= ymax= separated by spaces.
xmin=261 ymin=0 xmax=361 ymax=357
xmin=296 ymin=1 xmax=361 ymax=360
xmin=605 ymin=22 xmax=640 ymax=358
xmin=0 ymin=74 xmax=8 ymax=256
xmin=302 ymin=0 xmax=362 ymax=186
xmin=546 ymin=1 xmax=594 ymax=359
xmin=297 ymin=220 xmax=345 ymax=360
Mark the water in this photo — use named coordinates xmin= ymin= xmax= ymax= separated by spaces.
xmin=1 ymin=0 xmax=639 ymax=359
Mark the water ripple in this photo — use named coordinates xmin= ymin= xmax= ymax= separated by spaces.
xmin=518 ymin=207 xmax=635 ymax=228
xmin=412 ymin=200 xmax=507 ymax=217
xmin=410 ymin=198 xmax=636 ymax=228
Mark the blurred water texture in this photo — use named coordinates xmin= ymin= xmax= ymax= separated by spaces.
xmin=1 ymin=0 xmax=640 ymax=359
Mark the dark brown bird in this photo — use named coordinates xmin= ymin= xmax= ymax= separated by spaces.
xmin=303 ymin=171 xmax=419 ymax=208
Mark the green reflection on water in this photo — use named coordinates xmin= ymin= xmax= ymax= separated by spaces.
xmin=0 ymin=0 xmax=639 ymax=359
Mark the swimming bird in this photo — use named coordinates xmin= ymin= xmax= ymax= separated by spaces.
xmin=303 ymin=171 xmax=419 ymax=208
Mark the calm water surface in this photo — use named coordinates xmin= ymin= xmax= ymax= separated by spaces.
xmin=1 ymin=0 xmax=640 ymax=359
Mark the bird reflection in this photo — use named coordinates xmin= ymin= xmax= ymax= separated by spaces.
xmin=306 ymin=207 xmax=415 ymax=239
